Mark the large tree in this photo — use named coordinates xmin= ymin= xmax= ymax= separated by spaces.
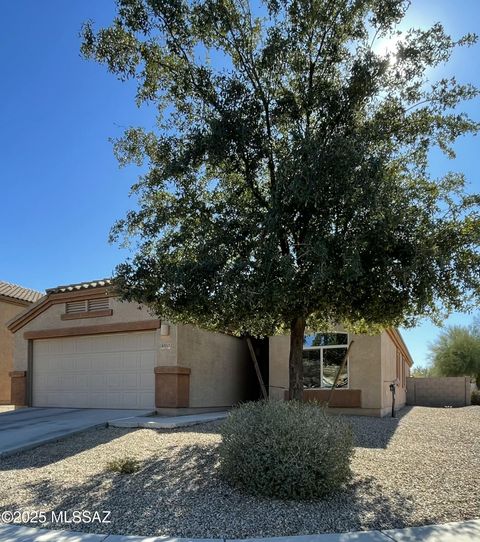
xmin=82 ymin=0 xmax=480 ymax=400
xmin=430 ymin=324 xmax=480 ymax=387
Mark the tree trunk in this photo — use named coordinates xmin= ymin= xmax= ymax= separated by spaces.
xmin=476 ymin=373 xmax=480 ymax=389
xmin=288 ymin=316 xmax=306 ymax=401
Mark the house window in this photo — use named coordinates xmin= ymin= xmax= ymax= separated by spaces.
xmin=302 ymin=332 xmax=348 ymax=389
xmin=65 ymin=298 xmax=109 ymax=314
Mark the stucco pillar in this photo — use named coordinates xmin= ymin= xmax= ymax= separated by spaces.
xmin=154 ymin=366 xmax=191 ymax=408
xmin=9 ymin=371 xmax=27 ymax=406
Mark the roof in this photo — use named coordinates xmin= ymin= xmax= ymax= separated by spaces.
xmin=0 ymin=281 xmax=44 ymax=304
xmin=7 ymin=278 xmax=115 ymax=333
xmin=46 ymin=278 xmax=112 ymax=294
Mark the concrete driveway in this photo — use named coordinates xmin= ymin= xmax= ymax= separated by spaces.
xmin=0 ymin=407 xmax=154 ymax=458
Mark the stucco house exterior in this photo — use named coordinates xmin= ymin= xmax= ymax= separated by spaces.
xmin=0 ymin=281 xmax=43 ymax=404
xmin=270 ymin=327 xmax=412 ymax=417
xmin=7 ymin=279 xmax=250 ymax=410
xmin=7 ymin=278 xmax=412 ymax=416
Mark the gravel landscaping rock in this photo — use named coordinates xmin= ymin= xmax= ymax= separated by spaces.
xmin=0 ymin=406 xmax=479 ymax=538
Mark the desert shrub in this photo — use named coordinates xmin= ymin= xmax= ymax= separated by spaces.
xmin=106 ymin=457 xmax=140 ymax=474
xmin=218 ymin=400 xmax=353 ymax=500
xmin=472 ymin=389 xmax=480 ymax=405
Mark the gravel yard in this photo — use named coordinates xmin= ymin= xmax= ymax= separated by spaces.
xmin=0 ymin=405 xmax=479 ymax=538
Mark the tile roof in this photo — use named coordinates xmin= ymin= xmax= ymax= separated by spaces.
xmin=0 ymin=281 xmax=44 ymax=304
xmin=46 ymin=278 xmax=112 ymax=295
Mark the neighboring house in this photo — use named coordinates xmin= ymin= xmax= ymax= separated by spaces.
xmin=270 ymin=328 xmax=412 ymax=417
xmin=7 ymin=278 xmax=412 ymax=416
xmin=0 ymin=281 xmax=43 ymax=404
xmin=7 ymin=279 xmax=250 ymax=410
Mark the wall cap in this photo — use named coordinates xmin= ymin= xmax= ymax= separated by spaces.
xmin=9 ymin=371 xmax=26 ymax=378
xmin=154 ymin=366 xmax=191 ymax=375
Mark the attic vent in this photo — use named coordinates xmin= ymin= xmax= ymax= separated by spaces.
xmin=66 ymin=300 xmax=87 ymax=314
xmin=65 ymin=298 xmax=110 ymax=314
xmin=88 ymin=298 xmax=110 ymax=311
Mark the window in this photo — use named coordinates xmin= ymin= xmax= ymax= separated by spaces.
xmin=302 ymin=332 xmax=348 ymax=389
xmin=65 ymin=298 xmax=109 ymax=314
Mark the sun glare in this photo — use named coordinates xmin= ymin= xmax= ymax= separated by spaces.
xmin=373 ymin=33 xmax=402 ymax=62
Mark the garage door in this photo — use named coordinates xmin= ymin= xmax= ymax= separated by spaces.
xmin=33 ymin=331 xmax=156 ymax=409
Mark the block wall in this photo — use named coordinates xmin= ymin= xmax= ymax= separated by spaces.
xmin=406 ymin=376 xmax=471 ymax=407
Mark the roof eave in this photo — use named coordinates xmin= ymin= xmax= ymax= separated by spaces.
xmin=7 ymin=283 xmax=116 ymax=333
xmin=389 ymin=327 xmax=414 ymax=366
xmin=0 ymin=294 xmax=33 ymax=308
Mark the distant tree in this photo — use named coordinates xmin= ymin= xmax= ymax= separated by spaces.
xmin=429 ymin=325 xmax=480 ymax=387
xmin=82 ymin=0 xmax=480 ymax=400
xmin=411 ymin=365 xmax=434 ymax=378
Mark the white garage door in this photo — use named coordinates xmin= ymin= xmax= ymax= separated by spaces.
xmin=33 ymin=331 xmax=156 ymax=409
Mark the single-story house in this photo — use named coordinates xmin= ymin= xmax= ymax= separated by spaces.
xmin=7 ymin=278 xmax=412 ymax=416
xmin=0 ymin=281 xmax=43 ymax=404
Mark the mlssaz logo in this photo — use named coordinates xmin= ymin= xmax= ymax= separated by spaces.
xmin=51 ymin=510 xmax=112 ymax=524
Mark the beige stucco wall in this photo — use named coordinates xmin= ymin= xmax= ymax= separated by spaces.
xmin=349 ymin=333 xmax=382 ymax=409
xmin=380 ymin=331 xmax=409 ymax=415
xmin=12 ymin=297 xmax=177 ymax=372
xmin=269 ymin=335 xmax=290 ymax=400
xmin=0 ymin=299 xmax=30 ymax=403
xmin=269 ymin=330 xmax=383 ymax=410
xmin=177 ymin=324 xmax=249 ymax=407
xmin=12 ymin=295 xmax=249 ymax=408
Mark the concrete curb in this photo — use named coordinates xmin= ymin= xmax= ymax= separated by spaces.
xmin=108 ymin=412 xmax=228 ymax=429
xmin=0 ymin=519 xmax=479 ymax=542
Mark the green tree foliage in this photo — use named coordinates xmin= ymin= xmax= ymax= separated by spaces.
xmin=429 ymin=325 xmax=480 ymax=387
xmin=410 ymin=365 xmax=434 ymax=378
xmin=82 ymin=0 xmax=480 ymax=399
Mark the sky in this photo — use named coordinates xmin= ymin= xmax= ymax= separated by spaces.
xmin=1 ymin=1 xmax=479 ymax=368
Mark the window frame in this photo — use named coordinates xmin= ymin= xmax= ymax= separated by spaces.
xmin=302 ymin=333 xmax=349 ymax=390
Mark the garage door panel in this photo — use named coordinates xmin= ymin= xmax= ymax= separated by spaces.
xmin=140 ymin=351 xmax=156 ymax=368
xmin=34 ymin=340 xmax=51 ymax=356
xmin=139 ymin=373 xmax=153 ymax=387
xmin=122 ymin=373 xmax=142 ymax=388
xmin=60 ymin=340 xmax=76 ymax=355
xmin=33 ymin=331 xmax=156 ymax=409
xmin=90 ymin=374 xmax=108 ymax=391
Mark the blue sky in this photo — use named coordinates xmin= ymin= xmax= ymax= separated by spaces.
xmin=0 ymin=1 xmax=479 ymax=368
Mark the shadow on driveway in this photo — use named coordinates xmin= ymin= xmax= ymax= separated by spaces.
xmin=0 ymin=407 xmax=152 ymax=460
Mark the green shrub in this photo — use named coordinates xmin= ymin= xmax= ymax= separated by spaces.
xmin=106 ymin=457 xmax=140 ymax=474
xmin=472 ymin=389 xmax=480 ymax=405
xmin=219 ymin=400 xmax=353 ymax=500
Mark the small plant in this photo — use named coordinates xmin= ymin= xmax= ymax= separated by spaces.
xmin=219 ymin=400 xmax=353 ymax=500
xmin=472 ymin=389 xmax=480 ymax=405
xmin=106 ymin=457 xmax=140 ymax=474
